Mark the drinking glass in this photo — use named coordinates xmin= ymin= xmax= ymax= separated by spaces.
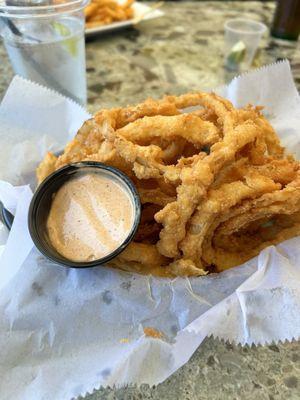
xmin=0 ymin=0 xmax=89 ymax=105
xmin=224 ymin=18 xmax=267 ymax=71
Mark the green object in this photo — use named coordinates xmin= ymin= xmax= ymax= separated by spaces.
xmin=52 ymin=21 xmax=78 ymax=57
xmin=226 ymin=40 xmax=246 ymax=69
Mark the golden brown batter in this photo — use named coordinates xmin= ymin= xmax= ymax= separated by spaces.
xmin=46 ymin=172 xmax=134 ymax=262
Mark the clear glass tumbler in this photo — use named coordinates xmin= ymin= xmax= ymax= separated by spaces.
xmin=0 ymin=0 xmax=89 ymax=105
xmin=224 ymin=18 xmax=267 ymax=72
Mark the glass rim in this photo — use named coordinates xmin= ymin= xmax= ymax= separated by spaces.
xmin=0 ymin=0 xmax=89 ymax=18
xmin=224 ymin=18 xmax=267 ymax=36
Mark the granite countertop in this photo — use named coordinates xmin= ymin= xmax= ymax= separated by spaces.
xmin=0 ymin=1 xmax=300 ymax=399
xmin=83 ymin=1 xmax=300 ymax=114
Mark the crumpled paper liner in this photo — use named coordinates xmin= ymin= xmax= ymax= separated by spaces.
xmin=0 ymin=62 xmax=299 ymax=400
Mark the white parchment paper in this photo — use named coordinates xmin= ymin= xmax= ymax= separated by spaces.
xmin=0 ymin=63 xmax=300 ymax=400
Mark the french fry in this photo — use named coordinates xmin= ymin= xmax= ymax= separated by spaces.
xmin=93 ymin=0 xmax=116 ymax=5
xmin=94 ymin=1 xmax=119 ymax=10
xmin=105 ymin=7 xmax=126 ymax=21
xmin=89 ymin=12 xmax=109 ymax=22
xmin=84 ymin=3 xmax=99 ymax=18
xmin=125 ymin=7 xmax=134 ymax=18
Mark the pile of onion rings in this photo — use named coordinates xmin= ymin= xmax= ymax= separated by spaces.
xmin=37 ymin=92 xmax=300 ymax=276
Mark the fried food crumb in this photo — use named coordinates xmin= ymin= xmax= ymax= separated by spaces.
xmin=120 ymin=338 xmax=130 ymax=343
xmin=143 ymin=327 xmax=164 ymax=339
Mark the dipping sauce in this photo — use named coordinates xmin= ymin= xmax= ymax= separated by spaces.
xmin=46 ymin=172 xmax=135 ymax=262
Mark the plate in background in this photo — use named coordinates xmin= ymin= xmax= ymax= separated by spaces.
xmin=85 ymin=2 xmax=164 ymax=37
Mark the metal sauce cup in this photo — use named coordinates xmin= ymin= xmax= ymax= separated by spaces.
xmin=28 ymin=161 xmax=141 ymax=268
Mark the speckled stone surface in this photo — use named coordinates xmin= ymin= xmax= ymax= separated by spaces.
xmin=82 ymin=1 xmax=300 ymax=114
xmin=81 ymin=338 xmax=300 ymax=400
xmin=0 ymin=2 xmax=300 ymax=399
xmin=1 ymin=1 xmax=300 ymax=111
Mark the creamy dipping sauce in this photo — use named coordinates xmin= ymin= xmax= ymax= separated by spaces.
xmin=46 ymin=172 xmax=134 ymax=262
